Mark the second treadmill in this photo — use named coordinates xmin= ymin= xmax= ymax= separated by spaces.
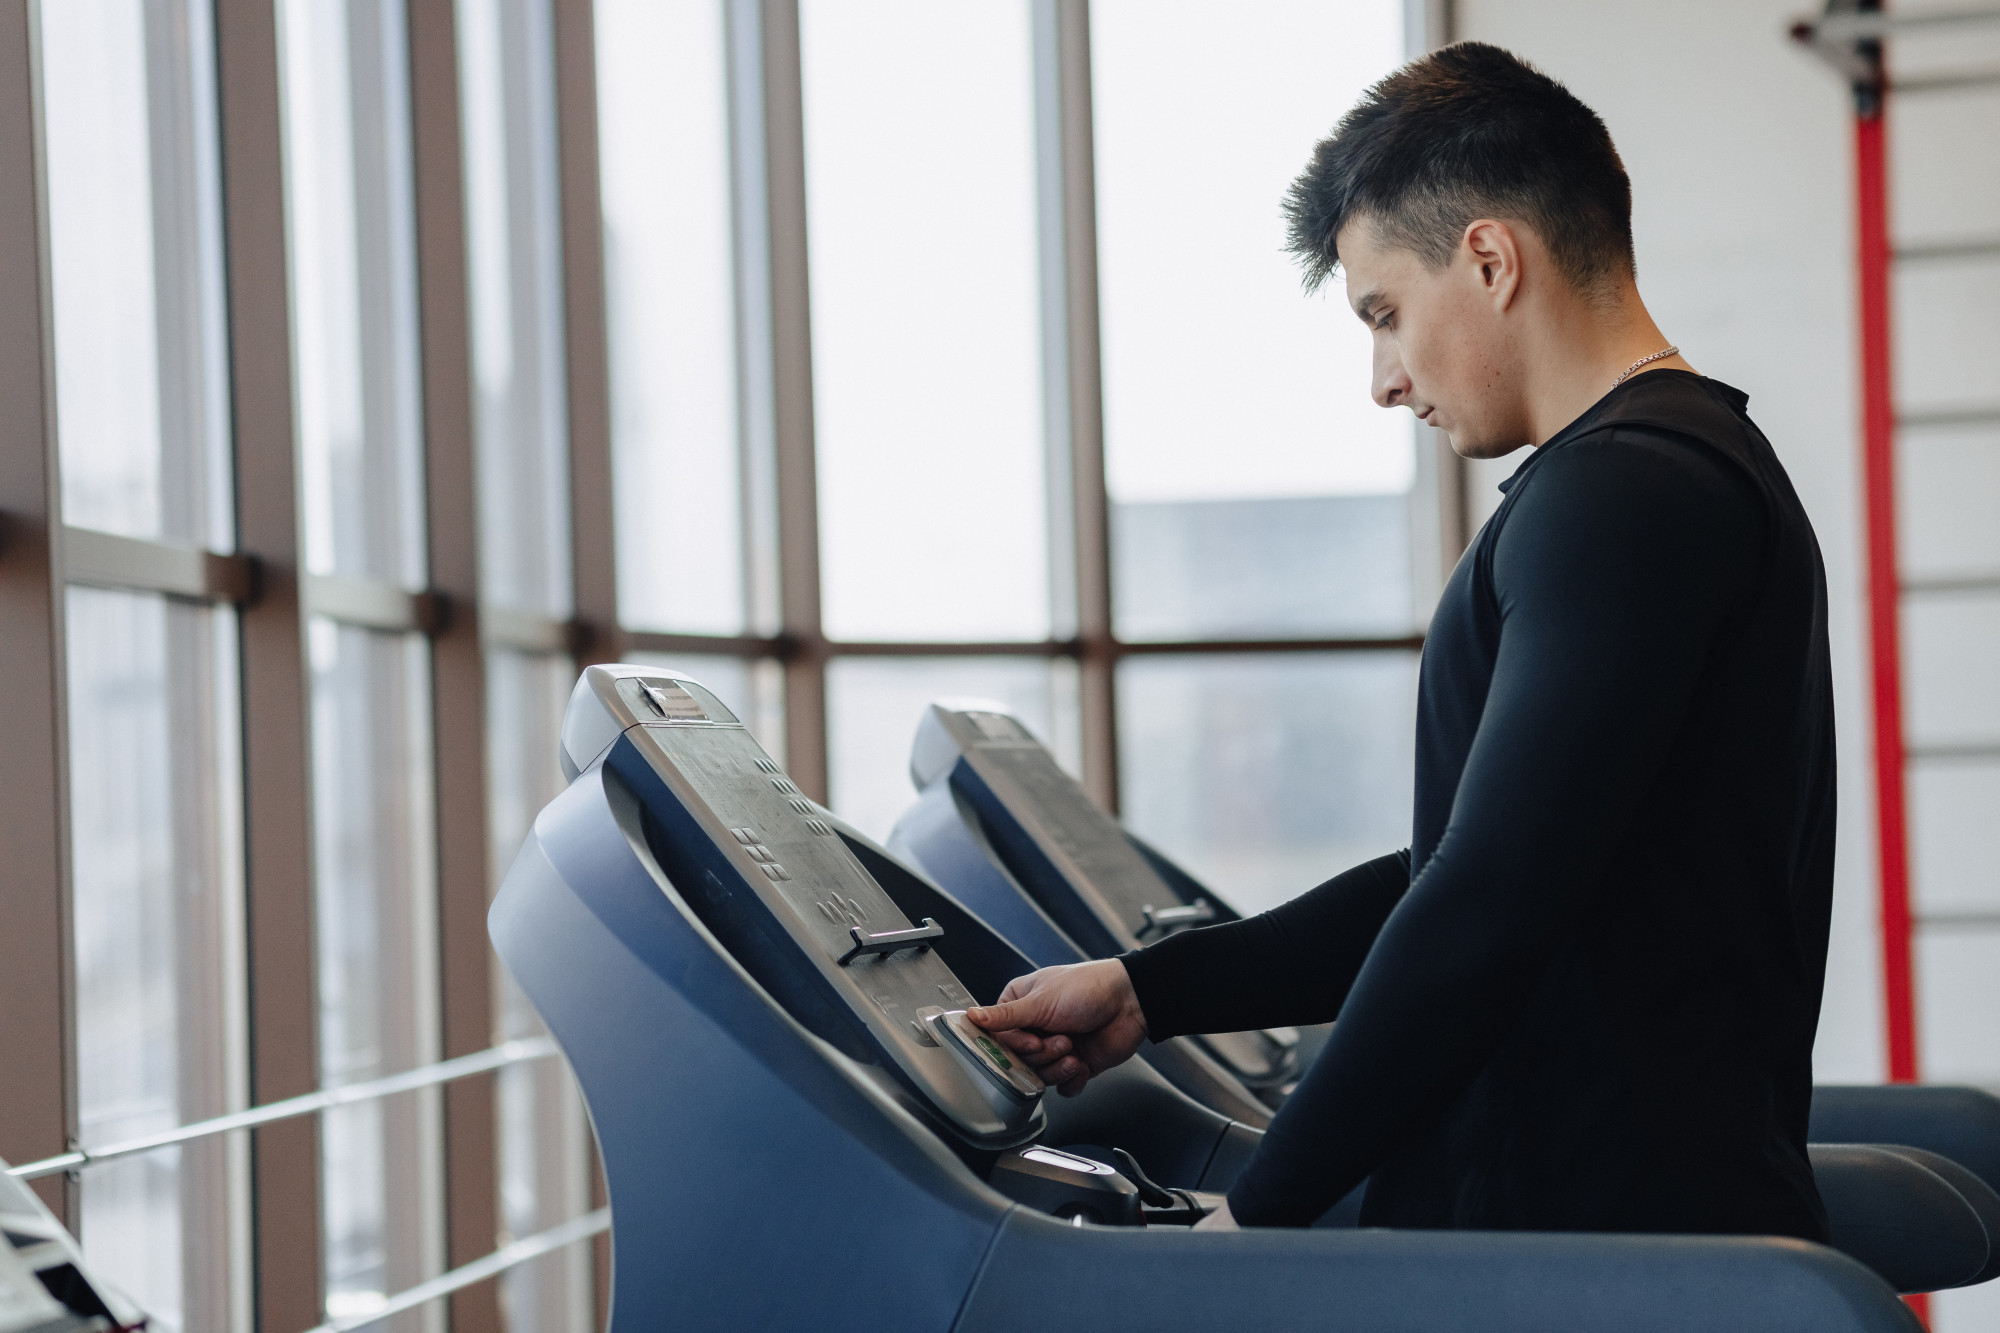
xmin=890 ymin=699 xmax=1319 ymax=1126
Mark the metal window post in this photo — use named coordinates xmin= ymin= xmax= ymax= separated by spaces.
xmin=405 ymin=2 xmax=502 ymax=1330
xmin=549 ymin=1 xmax=616 ymax=1319
xmin=213 ymin=1 xmax=328 ymax=1327
xmin=0 ymin=0 xmax=78 ymax=1229
xmin=758 ymin=0 xmax=830 ymax=802
xmin=554 ymin=0 xmax=621 ymax=672
xmin=1048 ymin=0 xmax=1118 ymax=812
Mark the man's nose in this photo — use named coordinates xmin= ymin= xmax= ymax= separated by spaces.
xmin=1373 ymin=352 xmax=1411 ymax=410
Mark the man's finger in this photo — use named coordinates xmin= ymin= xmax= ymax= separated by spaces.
xmin=967 ymin=996 xmax=1044 ymax=1032
xmin=994 ymin=1031 xmax=1073 ymax=1063
xmin=1031 ymin=1055 xmax=1083 ymax=1086
xmin=984 ymin=1028 xmax=1044 ymax=1058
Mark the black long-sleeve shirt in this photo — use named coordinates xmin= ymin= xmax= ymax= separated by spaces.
xmin=1122 ymin=371 xmax=1836 ymax=1238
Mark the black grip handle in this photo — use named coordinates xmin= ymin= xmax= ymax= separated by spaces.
xmin=1111 ymin=1148 xmax=1179 ymax=1209
xmin=838 ymin=918 xmax=944 ymax=966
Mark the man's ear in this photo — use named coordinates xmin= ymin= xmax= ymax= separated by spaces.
xmin=1461 ymin=219 xmax=1523 ymax=310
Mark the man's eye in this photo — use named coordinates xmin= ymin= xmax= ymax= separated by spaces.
xmin=1373 ymin=312 xmax=1393 ymax=330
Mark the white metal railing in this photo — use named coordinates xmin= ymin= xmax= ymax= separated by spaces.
xmin=5 ymin=1036 xmax=561 ymax=1181
xmin=303 ymin=1207 xmax=611 ymax=1333
xmin=7 ymin=1036 xmax=602 ymax=1329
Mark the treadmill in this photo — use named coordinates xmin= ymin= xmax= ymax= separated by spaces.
xmin=890 ymin=697 xmax=2000 ymax=1193
xmin=889 ymin=699 xmax=1316 ymax=1125
xmin=485 ymin=664 xmax=1985 ymax=1330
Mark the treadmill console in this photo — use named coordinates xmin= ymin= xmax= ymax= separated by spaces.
xmin=905 ymin=700 xmax=1299 ymax=1094
xmin=561 ymin=666 xmax=1044 ymax=1147
xmin=912 ymin=705 xmax=1188 ymax=951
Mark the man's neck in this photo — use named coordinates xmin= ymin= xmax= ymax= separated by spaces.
xmin=1520 ymin=285 xmax=1694 ymax=446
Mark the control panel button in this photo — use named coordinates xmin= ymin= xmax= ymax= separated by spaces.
xmin=814 ymin=894 xmax=868 ymax=926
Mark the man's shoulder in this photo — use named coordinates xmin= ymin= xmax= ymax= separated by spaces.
xmin=1526 ymin=373 xmax=1767 ymax=510
xmin=1575 ymin=370 xmax=1758 ymax=460
xmin=1500 ymin=387 xmax=1769 ymax=564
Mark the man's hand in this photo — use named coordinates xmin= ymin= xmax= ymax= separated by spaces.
xmin=966 ymin=959 xmax=1147 ymax=1096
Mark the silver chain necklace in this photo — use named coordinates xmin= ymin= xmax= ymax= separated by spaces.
xmin=1611 ymin=345 xmax=1679 ymax=389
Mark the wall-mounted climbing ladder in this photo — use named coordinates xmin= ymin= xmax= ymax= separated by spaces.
xmin=1793 ymin=0 xmax=2000 ymax=1093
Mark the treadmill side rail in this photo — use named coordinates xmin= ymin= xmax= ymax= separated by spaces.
xmin=956 ymin=1213 xmax=1922 ymax=1333
xmin=1811 ymin=1085 xmax=2000 ymax=1196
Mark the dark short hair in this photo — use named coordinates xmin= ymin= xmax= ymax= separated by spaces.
xmin=1284 ymin=42 xmax=1634 ymax=296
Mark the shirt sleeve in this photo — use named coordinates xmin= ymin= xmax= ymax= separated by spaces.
xmin=1225 ymin=431 xmax=1765 ymax=1227
xmin=1118 ymin=848 xmax=1412 ymax=1039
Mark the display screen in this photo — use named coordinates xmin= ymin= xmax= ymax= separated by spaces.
xmin=615 ymin=675 xmax=740 ymax=725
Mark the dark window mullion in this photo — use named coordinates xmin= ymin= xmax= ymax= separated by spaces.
xmin=1050 ymin=0 xmax=1118 ymax=812
xmin=550 ymin=0 xmax=617 ymax=1319
xmin=214 ymin=0 xmax=327 ymax=1326
xmin=0 ymin=0 xmax=78 ymax=1227
xmin=555 ymin=0 xmax=621 ymax=673
xmin=406 ymin=3 xmax=502 ymax=1330
xmin=758 ymin=0 xmax=829 ymax=801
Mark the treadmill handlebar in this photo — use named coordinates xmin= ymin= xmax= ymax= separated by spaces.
xmin=1138 ymin=901 xmax=1216 ymax=937
xmin=839 ymin=917 xmax=945 ymax=966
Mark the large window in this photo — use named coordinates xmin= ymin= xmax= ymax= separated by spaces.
xmin=596 ymin=0 xmax=750 ymax=636
xmin=1094 ymin=0 xmax=1415 ymax=640
xmin=307 ymin=623 xmax=444 ymax=1330
xmin=1117 ymin=654 xmax=1416 ymax=913
xmin=278 ymin=1 xmax=445 ymax=1324
xmin=64 ymin=593 xmax=248 ymax=1333
xmin=801 ymin=0 xmax=1051 ymax=645
xmin=1091 ymin=0 xmax=1416 ymax=908
xmin=40 ymin=2 xmax=248 ymax=1330
xmin=1 ymin=3 xmax=1431 ymax=1330
xmin=460 ymin=0 xmax=594 ymax=1327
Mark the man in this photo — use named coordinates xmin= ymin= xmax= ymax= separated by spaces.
xmin=969 ymin=42 xmax=1836 ymax=1239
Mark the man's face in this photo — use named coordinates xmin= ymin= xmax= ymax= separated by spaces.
xmin=1336 ymin=215 xmax=1529 ymax=459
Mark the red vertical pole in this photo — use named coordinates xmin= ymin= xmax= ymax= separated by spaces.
xmin=1856 ymin=85 xmax=1930 ymax=1332
xmin=1854 ymin=105 xmax=1920 ymax=1087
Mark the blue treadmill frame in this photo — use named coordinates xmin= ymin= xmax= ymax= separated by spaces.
xmin=490 ymin=748 xmax=1919 ymax=1332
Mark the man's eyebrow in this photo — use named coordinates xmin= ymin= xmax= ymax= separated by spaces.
xmin=1351 ymin=286 xmax=1386 ymax=322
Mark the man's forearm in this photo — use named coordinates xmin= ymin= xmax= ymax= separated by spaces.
xmin=1119 ymin=849 xmax=1411 ymax=1040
